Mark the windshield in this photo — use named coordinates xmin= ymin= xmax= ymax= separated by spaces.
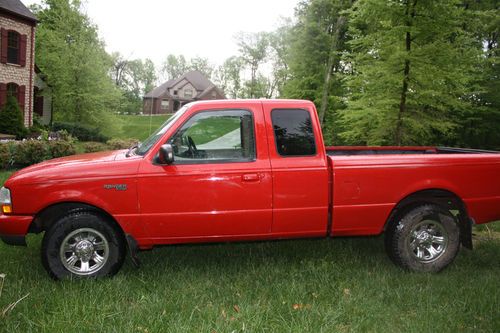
xmin=136 ymin=105 xmax=190 ymax=156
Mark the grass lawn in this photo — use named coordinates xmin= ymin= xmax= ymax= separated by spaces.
xmin=0 ymin=171 xmax=499 ymax=332
xmin=115 ymin=114 xmax=170 ymax=141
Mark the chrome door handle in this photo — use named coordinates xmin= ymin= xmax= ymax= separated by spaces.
xmin=242 ymin=173 xmax=260 ymax=182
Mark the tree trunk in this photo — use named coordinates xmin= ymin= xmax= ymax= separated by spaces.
xmin=318 ymin=15 xmax=347 ymax=125
xmin=395 ymin=0 xmax=417 ymax=145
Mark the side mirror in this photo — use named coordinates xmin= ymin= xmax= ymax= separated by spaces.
xmin=158 ymin=144 xmax=174 ymax=165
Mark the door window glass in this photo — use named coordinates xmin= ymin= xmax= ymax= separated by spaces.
xmin=271 ymin=109 xmax=316 ymax=156
xmin=169 ymin=110 xmax=255 ymax=163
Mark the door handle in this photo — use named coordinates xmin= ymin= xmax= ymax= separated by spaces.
xmin=242 ymin=173 xmax=260 ymax=182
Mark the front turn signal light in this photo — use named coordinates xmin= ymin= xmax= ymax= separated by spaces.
xmin=2 ymin=205 xmax=12 ymax=214
xmin=1 ymin=187 xmax=12 ymax=214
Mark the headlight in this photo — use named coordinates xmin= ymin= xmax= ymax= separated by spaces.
xmin=0 ymin=187 xmax=12 ymax=214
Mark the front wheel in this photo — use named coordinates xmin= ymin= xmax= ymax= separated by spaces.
xmin=385 ymin=204 xmax=460 ymax=273
xmin=41 ymin=211 xmax=126 ymax=279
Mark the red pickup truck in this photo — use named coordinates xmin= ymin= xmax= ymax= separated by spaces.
xmin=1 ymin=100 xmax=499 ymax=279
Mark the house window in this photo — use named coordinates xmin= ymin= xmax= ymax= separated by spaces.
xmin=7 ymin=31 xmax=20 ymax=64
xmin=173 ymin=90 xmax=178 ymax=96
xmin=7 ymin=83 xmax=19 ymax=101
xmin=184 ymin=89 xmax=193 ymax=98
xmin=161 ymin=100 xmax=169 ymax=110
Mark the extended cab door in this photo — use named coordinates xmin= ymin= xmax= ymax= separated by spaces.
xmin=137 ymin=101 xmax=273 ymax=241
xmin=262 ymin=101 xmax=329 ymax=236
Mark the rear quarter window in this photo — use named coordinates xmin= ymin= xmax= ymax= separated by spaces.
xmin=271 ymin=109 xmax=316 ymax=156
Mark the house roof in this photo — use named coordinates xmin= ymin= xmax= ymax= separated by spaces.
xmin=0 ymin=0 xmax=37 ymax=22
xmin=144 ymin=70 xmax=218 ymax=99
xmin=144 ymin=79 xmax=175 ymax=98
xmin=197 ymin=84 xmax=224 ymax=99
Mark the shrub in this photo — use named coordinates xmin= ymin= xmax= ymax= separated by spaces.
xmin=52 ymin=122 xmax=108 ymax=142
xmin=0 ymin=142 xmax=15 ymax=169
xmin=83 ymin=141 xmax=108 ymax=153
xmin=12 ymin=140 xmax=48 ymax=167
xmin=2 ymin=138 xmax=77 ymax=169
xmin=48 ymin=140 xmax=76 ymax=158
xmin=0 ymin=95 xmax=28 ymax=139
xmin=106 ymin=138 xmax=139 ymax=150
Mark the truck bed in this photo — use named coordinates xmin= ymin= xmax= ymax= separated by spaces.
xmin=326 ymin=146 xmax=500 ymax=237
xmin=326 ymin=146 xmax=500 ymax=156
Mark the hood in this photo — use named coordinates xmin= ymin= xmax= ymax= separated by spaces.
xmin=6 ymin=150 xmax=142 ymax=186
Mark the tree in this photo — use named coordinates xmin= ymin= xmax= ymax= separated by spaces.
xmin=160 ymin=54 xmax=189 ymax=81
xmin=189 ymin=56 xmax=215 ymax=78
xmin=454 ymin=0 xmax=500 ymax=149
xmin=213 ymin=56 xmax=244 ymax=98
xmin=33 ymin=0 xmax=121 ymax=135
xmin=159 ymin=54 xmax=215 ymax=81
xmin=282 ymin=0 xmax=353 ymax=144
xmin=0 ymin=95 xmax=27 ymax=138
xmin=341 ymin=0 xmax=478 ymax=146
xmin=236 ymin=32 xmax=269 ymax=98
xmin=110 ymin=52 xmax=128 ymax=87
xmin=267 ymin=22 xmax=292 ymax=97
xmin=111 ymin=53 xmax=157 ymax=113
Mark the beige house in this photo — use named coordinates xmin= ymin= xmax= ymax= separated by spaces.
xmin=143 ymin=70 xmax=225 ymax=114
xmin=0 ymin=0 xmax=37 ymax=127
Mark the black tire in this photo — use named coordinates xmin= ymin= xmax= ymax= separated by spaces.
xmin=41 ymin=211 xmax=126 ymax=280
xmin=385 ymin=204 xmax=460 ymax=273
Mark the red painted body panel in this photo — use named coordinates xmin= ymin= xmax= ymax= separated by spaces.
xmin=137 ymin=101 xmax=273 ymax=244
xmin=0 ymin=214 xmax=32 ymax=236
xmin=261 ymin=100 xmax=329 ymax=236
xmin=330 ymin=154 xmax=500 ymax=235
xmin=0 ymin=99 xmax=499 ymax=249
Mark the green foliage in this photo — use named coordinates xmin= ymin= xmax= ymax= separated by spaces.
xmin=213 ymin=56 xmax=245 ymax=98
xmin=106 ymin=138 xmax=139 ymax=150
xmin=30 ymin=114 xmax=50 ymax=136
xmin=52 ymin=121 xmax=108 ymax=142
xmin=159 ymin=54 xmax=214 ymax=82
xmin=12 ymin=140 xmax=49 ymax=166
xmin=32 ymin=0 xmax=121 ymax=135
xmin=111 ymin=53 xmax=157 ymax=114
xmin=0 ymin=95 xmax=28 ymax=139
xmin=48 ymin=139 xmax=76 ymax=158
xmin=0 ymin=135 xmax=77 ymax=169
xmin=341 ymin=0 xmax=480 ymax=145
xmin=453 ymin=0 xmax=500 ymax=149
xmin=160 ymin=54 xmax=189 ymax=80
xmin=280 ymin=0 xmax=499 ymax=148
xmin=282 ymin=0 xmax=352 ymax=145
xmin=83 ymin=141 xmax=108 ymax=153
xmin=236 ymin=32 xmax=270 ymax=98
xmin=0 ymin=142 xmax=15 ymax=169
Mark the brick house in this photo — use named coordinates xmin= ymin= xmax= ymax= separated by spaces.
xmin=143 ymin=70 xmax=225 ymax=114
xmin=0 ymin=0 xmax=38 ymax=127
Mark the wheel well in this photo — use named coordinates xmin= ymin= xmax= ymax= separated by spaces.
xmin=385 ymin=189 xmax=468 ymax=231
xmin=30 ymin=202 xmax=125 ymax=239
xmin=384 ymin=189 xmax=473 ymax=249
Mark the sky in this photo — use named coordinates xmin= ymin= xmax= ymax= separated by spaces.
xmin=23 ymin=0 xmax=299 ymax=67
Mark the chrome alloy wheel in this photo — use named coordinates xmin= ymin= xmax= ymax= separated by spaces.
xmin=59 ymin=228 xmax=109 ymax=275
xmin=407 ymin=219 xmax=448 ymax=263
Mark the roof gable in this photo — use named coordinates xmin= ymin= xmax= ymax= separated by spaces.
xmin=0 ymin=0 xmax=37 ymax=22
xmin=144 ymin=79 xmax=174 ymax=98
xmin=144 ymin=70 xmax=217 ymax=99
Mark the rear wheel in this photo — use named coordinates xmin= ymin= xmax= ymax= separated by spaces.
xmin=385 ymin=204 xmax=460 ymax=272
xmin=41 ymin=211 xmax=125 ymax=279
